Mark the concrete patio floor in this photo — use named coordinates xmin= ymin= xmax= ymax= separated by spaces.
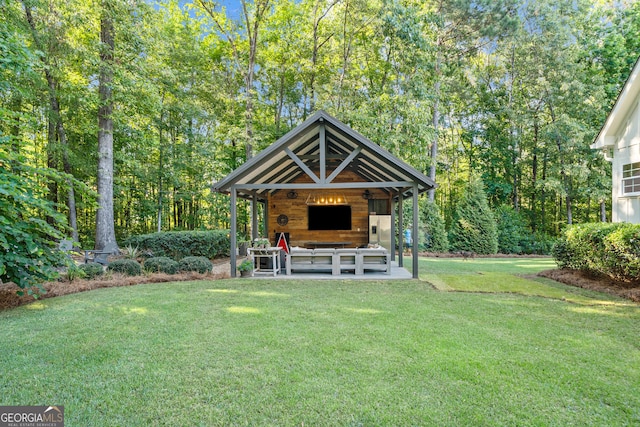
xmin=251 ymin=260 xmax=413 ymax=280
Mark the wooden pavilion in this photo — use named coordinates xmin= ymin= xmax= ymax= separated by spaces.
xmin=212 ymin=111 xmax=436 ymax=278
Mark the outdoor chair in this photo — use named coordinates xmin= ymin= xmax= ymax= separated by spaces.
xmin=57 ymin=239 xmax=78 ymax=261
xmin=84 ymin=242 xmax=119 ymax=265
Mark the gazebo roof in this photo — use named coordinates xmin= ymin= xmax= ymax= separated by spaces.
xmin=212 ymin=110 xmax=436 ymax=200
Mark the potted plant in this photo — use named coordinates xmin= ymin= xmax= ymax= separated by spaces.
xmin=238 ymin=259 xmax=254 ymax=277
xmin=252 ymin=238 xmax=271 ymax=250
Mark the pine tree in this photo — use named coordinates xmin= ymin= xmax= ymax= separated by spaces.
xmin=449 ymin=179 xmax=498 ymax=254
xmin=420 ymin=200 xmax=449 ymax=252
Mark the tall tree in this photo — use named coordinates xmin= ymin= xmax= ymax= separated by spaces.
xmin=0 ymin=9 xmax=73 ymax=291
xmin=198 ymin=0 xmax=272 ymax=159
xmin=424 ymin=0 xmax=518 ymax=201
xmin=21 ymin=0 xmax=80 ymax=242
xmin=95 ymin=0 xmax=117 ymax=250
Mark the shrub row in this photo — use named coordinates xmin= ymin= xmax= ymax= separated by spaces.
xmin=104 ymin=256 xmax=213 ymax=276
xmin=176 ymin=256 xmax=213 ymax=274
xmin=553 ymin=222 xmax=640 ymax=282
xmin=123 ymin=230 xmax=230 ymax=260
xmin=144 ymin=256 xmax=179 ymax=274
xmin=79 ymin=263 xmax=104 ymax=280
xmin=108 ymin=259 xmax=143 ymax=276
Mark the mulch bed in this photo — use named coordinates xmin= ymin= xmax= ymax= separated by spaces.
xmin=3 ymin=258 xmax=638 ymax=310
xmin=537 ymin=268 xmax=640 ymax=303
xmin=0 ymin=259 xmax=233 ymax=310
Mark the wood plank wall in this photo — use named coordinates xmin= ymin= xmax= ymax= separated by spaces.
xmin=266 ymin=170 xmax=390 ymax=248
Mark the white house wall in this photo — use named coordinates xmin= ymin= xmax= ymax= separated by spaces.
xmin=612 ymin=98 xmax=640 ymax=223
xmin=613 ymin=197 xmax=640 ymax=222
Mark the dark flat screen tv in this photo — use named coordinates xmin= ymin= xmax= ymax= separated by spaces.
xmin=308 ymin=205 xmax=351 ymax=230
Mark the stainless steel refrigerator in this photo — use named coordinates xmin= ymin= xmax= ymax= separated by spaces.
xmin=369 ymin=215 xmax=392 ymax=250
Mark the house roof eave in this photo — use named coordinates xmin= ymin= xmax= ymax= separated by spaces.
xmin=592 ymin=56 xmax=640 ymax=151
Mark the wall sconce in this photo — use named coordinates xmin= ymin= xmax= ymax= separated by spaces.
xmin=362 ymin=189 xmax=372 ymax=199
xmin=306 ymin=192 xmax=348 ymax=205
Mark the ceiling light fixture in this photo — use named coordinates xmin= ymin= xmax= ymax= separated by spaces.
xmin=305 ymin=192 xmax=349 ymax=205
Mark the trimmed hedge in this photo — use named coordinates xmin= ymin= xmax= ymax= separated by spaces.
xmin=79 ymin=263 xmax=104 ymax=280
xmin=144 ymin=256 xmax=179 ymax=274
xmin=107 ymin=259 xmax=142 ymax=276
xmin=178 ymin=256 xmax=213 ymax=274
xmin=552 ymin=222 xmax=640 ymax=282
xmin=124 ymin=230 xmax=230 ymax=260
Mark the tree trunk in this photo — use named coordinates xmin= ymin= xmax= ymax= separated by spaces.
xmin=508 ymin=44 xmax=519 ymax=211
xmin=530 ymin=119 xmax=539 ymax=231
xmin=157 ymin=107 xmax=164 ymax=233
xmin=56 ymin=116 xmax=79 ymax=243
xmin=275 ymin=72 xmax=285 ymax=133
xmin=600 ymin=201 xmax=607 ymax=222
xmin=541 ymin=147 xmax=548 ymax=232
xmin=47 ymin=107 xmax=58 ymax=220
xmin=428 ymin=43 xmax=441 ymax=202
xmin=306 ymin=0 xmax=336 ymax=117
xmin=96 ymin=1 xmax=117 ymax=250
xmin=241 ymin=0 xmax=270 ymax=160
xmin=336 ymin=0 xmax=353 ymax=114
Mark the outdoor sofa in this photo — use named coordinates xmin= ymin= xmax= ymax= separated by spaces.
xmin=286 ymin=247 xmax=390 ymax=275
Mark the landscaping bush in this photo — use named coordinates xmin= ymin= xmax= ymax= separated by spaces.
xmin=79 ymin=263 xmax=104 ymax=280
xmin=495 ymin=205 xmax=529 ymax=254
xmin=551 ymin=239 xmax=572 ymax=268
xmin=65 ymin=266 xmax=87 ymax=281
xmin=525 ymin=233 xmax=556 ymax=255
xmin=0 ymin=147 xmax=70 ymax=292
xmin=144 ymin=257 xmax=179 ymax=274
xmin=124 ymin=230 xmax=230 ymax=260
xmin=553 ymin=222 xmax=640 ymax=281
xmin=178 ymin=256 xmax=213 ymax=274
xmin=449 ymin=179 xmax=498 ymax=254
xmin=493 ymin=206 xmax=555 ymax=255
xmin=419 ymin=200 xmax=449 ymax=252
xmin=107 ymin=259 xmax=142 ymax=276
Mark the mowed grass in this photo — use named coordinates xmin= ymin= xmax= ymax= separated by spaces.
xmin=419 ymin=257 xmax=615 ymax=304
xmin=0 ymin=265 xmax=639 ymax=425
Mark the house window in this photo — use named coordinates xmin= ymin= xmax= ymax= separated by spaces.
xmin=622 ymin=162 xmax=640 ymax=194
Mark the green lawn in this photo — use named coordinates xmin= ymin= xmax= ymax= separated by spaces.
xmin=419 ymin=257 xmax=616 ymax=303
xmin=1 ymin=259 xmax=639 ymax=426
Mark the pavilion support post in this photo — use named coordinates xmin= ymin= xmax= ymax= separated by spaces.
xmin=230 ymin=187 xmax=237 ymax=278
xmin=398 ymin=194 xmax=404 ymax=268
xmin=413 ymin=184 xmax=419 ymax=279
xmin=251 ymin=193 xmax=258 ymax=240
xmin=390 ymin=197 xmax=396 ymax=262
xmin=263 ymin=200 xmax=268 ymax=241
